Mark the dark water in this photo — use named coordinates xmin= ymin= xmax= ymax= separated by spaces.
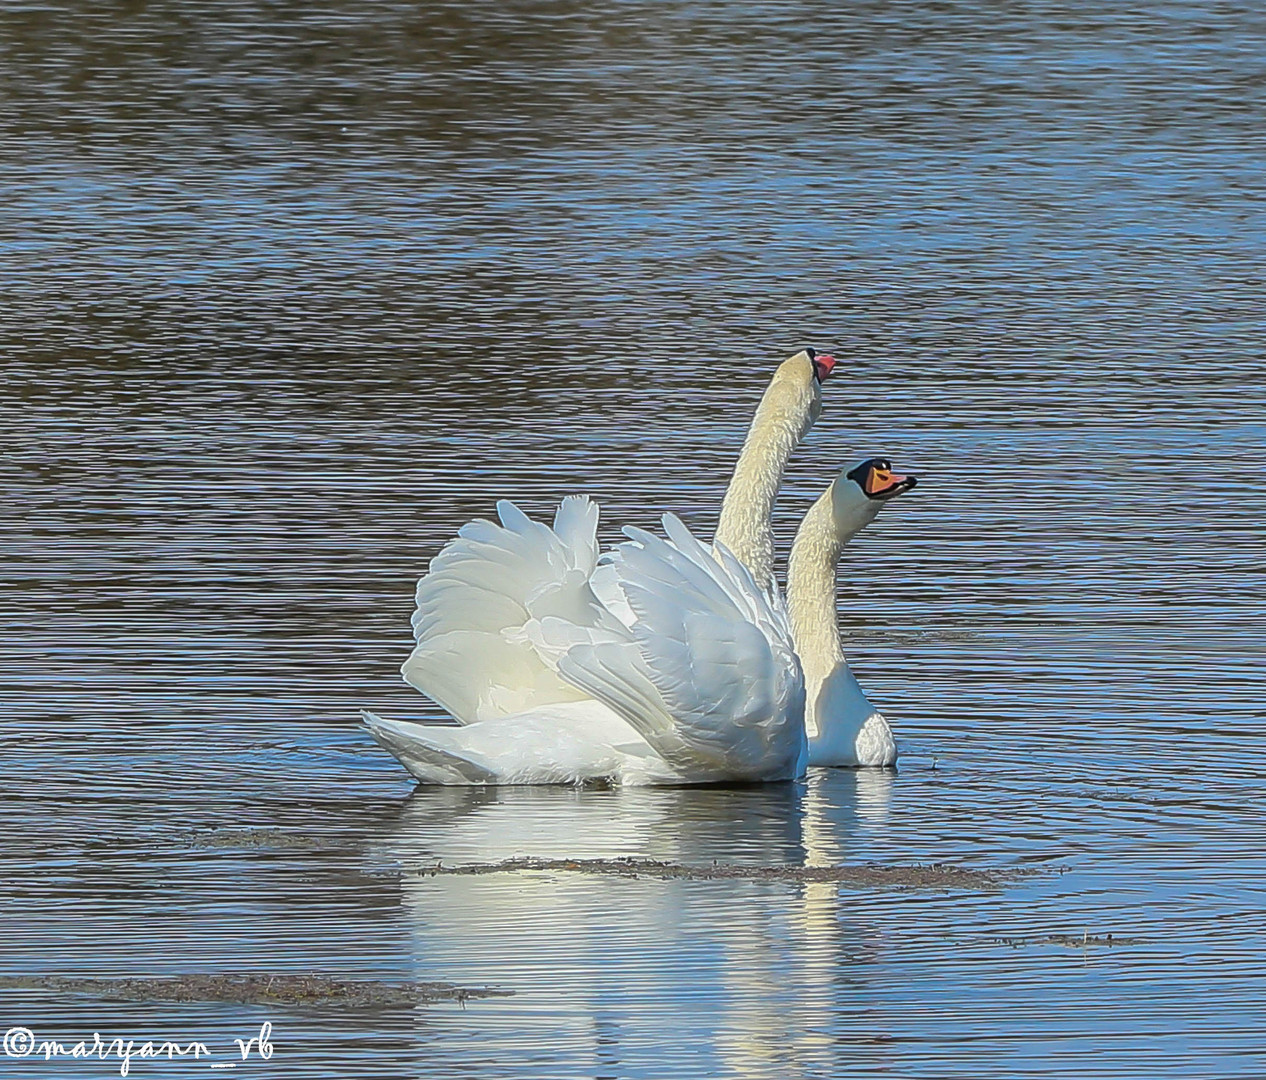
xmin=3 ymin=1 xmax=1266 ymax=1077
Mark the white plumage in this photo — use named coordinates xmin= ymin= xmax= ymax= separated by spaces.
xmin=365 ymin=495 xmax=806 ymax=785
xmin=363 ymin=352 xmax=919 ymax=785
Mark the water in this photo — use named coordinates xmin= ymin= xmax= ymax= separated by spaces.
xmin=3 ymin=1 xmax=1265 ymax=1076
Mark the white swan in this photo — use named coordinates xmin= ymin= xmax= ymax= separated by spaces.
xmin=787 ymin=457 xmax=917 ymax=767
xmin=367 ymin=501 xmax=804 ymax=784
xmin=364 ymin=455 xmax=918 ymax=784
xmin=364 ymin=349 xmax=834 ymax=785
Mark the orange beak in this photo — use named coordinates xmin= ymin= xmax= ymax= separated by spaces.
xmin=865 ymin=468 xmax=908 ymax=496
xmin=812 ymin=354 xmax=837 ymax=381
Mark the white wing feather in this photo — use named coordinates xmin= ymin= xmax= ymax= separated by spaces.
xmin=558 ymin=513 xmax=806 ymax=782
xmin=387 ymin=498 xmax=805 ymax=784
xmin=402 ymin=496 xmax=616 ymax=724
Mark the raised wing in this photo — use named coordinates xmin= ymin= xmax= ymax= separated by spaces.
xmin=403 ymin=496 xmax=619 ymax=724
xmin=557 ymin=513 xmax=806 ymax=782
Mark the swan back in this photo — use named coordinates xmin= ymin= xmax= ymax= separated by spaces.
xmin=392 ymin=496 xmax=807 ymax=784
xmin=558 ymin=515 xmax=807 ymax=782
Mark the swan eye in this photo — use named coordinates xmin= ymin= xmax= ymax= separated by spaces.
xmin=805 ymin=347 xmax=816 ymax=360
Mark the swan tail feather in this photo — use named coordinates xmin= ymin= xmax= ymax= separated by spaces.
xmin=361 ymin=711 xmax=498 ymax=785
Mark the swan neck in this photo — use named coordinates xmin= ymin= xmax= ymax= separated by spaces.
xmin=787 ymin=491 xmax=846 ymax=694
xmin=789 ymin=476 xmax=896 ymax=767
xmin=714 ymin=374 xmax=817 ymax=589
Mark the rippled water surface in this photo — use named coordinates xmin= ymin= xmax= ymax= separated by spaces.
xmin=3 ymin=1 xmax=1265 ymax=1077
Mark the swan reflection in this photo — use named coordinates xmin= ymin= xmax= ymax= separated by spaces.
xmin=380 ymin=774 xmax=894 ymax=1078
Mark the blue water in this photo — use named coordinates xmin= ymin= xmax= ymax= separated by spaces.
xmin=2 ymin=1 xmax=1265 ymax=1077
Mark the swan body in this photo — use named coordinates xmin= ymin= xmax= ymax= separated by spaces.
xmin=366 ymin=457 xmax=917 ymax=783
xmin=367 ymin=701 xmax=672 ymax=786
xmin=787 ymin=458 xmax=916 ymax=768
xmin=365 ymin=496 xmax=806 ymax=785
xmin=365 ymin=348 xmax=834 ymax=786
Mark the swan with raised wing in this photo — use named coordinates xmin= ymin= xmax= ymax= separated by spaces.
xmin=363 ymin=352 xmax=915 ymax=783
xmin=363 ymin=347 xmax=829 ymax=784
xmin=368 ymin=500 xmax=805 ymax=784
xmin=364 ymin=455 xmax=915 ymax=783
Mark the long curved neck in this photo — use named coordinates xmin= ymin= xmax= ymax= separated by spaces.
xmin=788 ymin=476 xmax=897 ymax=767
xmin=786 ymin=491 xmax=846 ymax=697
xmin=714 ymin=375 xmax=817 ymax=591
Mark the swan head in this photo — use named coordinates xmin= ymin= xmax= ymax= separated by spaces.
xmin=768 ymin=348 xmax=836 ymax=432
xmin=830 ymin=457 xmax=918 ymax=540
xmin=806 ymin=347 xmax=837 ymax=384
xmin=772 ymin=347 xmax=836 ymax=385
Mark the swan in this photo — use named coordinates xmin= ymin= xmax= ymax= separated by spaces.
xmin=786 ymin=457 xmax=917 ymax=767
xmin=362 ymin=348 xmax=835 ymax=785
xmin=367 ymin=501 xmax=805 ymax=784
xmin=363 ymin=456 xmax=916 ymax=785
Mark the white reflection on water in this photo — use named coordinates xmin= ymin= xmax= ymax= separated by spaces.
xmin=378 ymin=776 xmax=898 ymax=1078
